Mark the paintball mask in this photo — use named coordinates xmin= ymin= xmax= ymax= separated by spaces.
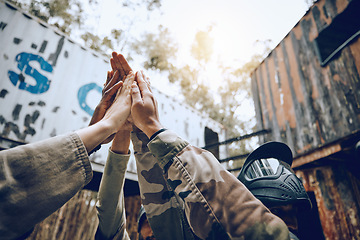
xmin=237 ymin=142 xmax=311 ymax=211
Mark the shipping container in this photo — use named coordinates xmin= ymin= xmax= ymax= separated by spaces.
xmin=0 ymin=0 xmax=227 ymax=179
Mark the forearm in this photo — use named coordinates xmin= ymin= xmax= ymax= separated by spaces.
xmin=111 ymin=130 xmax=131 ymax=154
xmin=148 ymin=130 xmax=290 ymax=240
xmin=96 ymin=149 xmax=130 ymax=240
xmin=0 ymin=133 xmax=92 ymax=240
xmin=76 ymin=120 xmax=115 ymax=153
xmin=131 ymin=131 xmax=195 ymax=240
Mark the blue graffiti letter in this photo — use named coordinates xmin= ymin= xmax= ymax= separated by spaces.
xmin=8 ymin=52 xmax=53 ymax=94
xmin=78 ymin=83 xmax=102 ymax=116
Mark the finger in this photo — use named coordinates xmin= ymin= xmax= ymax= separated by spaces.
xmin=104 ymin=70 xmax=120 ymax=91
xmin=117 ymin=72 xmax=134 ymax=97
xmin=110 ymin=57 xmax=116 ymax=71
xmin=112 ymin=52 xmax=124 ymax=74
xmin=104 ymin=81 xmax=123 ymax=99
xmin=141 ymin=70 xmax=152 ymax=93
xmin=104 ymin=71 xmax=113 ymax=87
xmin=105 ymin=71 xmax=111 ymax=86
xmin=118 ymin=53 xmax=132 ymax=75
xmin=131 ymin=82 xmax=143 ymax=105
xmin=110 ymin=52 xmax=124 ymax=78
xmin=136 ymin=71 xmax=151 ymax=96
xmin=116 ymin=53 xmax=131 ymax=78
xmin=123 ymin=71 xmax=134 ymax=87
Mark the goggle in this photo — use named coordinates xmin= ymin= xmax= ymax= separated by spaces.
xmin=244 ymin=158 xmax=294 ymax=180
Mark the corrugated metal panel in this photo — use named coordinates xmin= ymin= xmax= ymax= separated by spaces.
xmin=251 ymin=0 xmax=360 ymax=239
xmin=251 ymin=0 xmax=360 ymax=156
xmin=0 ymin=1 xmax=227 ymax=178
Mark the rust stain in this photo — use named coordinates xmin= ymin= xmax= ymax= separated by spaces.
xmin=292 ymin=143 xmax=341 ymax=168
xmin=260 ymin=61 xmax=273 ymax=122
xmin=321 ymin=65 xmax=332 ymax=90
xmin=283 ymin=36 xmax=305 ymax=104
xmin=292 ymin=20 xmax=304 ymax=40
xmin=309 ymin=63 xmax=320 ymax=99
xmin=315 ymin=120 xmax=325 ymax=144
xmin=296 ymin=166 xmax=360 ymax=240
xmin=256 ymin=70 xmax=268 ymax=128
xmin=307 ymin=10 xmax=319 ymax=42
xmin=336 ymin=0 xmax=350 ymax=14
xmin=276 ymin=45 xmax=297 ymax=129
xmin=268 ymin=55 xmax=285 ymax=128
xmin=350 ymin=38 xmax=360 ymax=82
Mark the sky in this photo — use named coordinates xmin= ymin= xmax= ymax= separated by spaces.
xmin=95 ymin=0 xmax=309 ymax=64
xmin=91 ymin=0 xmax=310 ymax=92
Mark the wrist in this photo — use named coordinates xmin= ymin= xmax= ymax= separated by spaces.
xmin=149 ymin=128 xmax=167 ymax=141
xmin=98 ymin=118 xmax=118 ymax=136
xmin=111 ymin=130 xmax=131 ymax=154
xmin=143 ymin=122 xmax=164 ymax=138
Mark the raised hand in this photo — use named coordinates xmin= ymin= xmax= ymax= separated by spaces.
xmin=103 ymin=72 xmax=135 ymax=133
xmin=89 ymin=71 xmax=122 ymax=126
xmin=131 ymin=71 xmax=163 ymax=138
xmin=110 ymin=52 xmax=132 ymax=81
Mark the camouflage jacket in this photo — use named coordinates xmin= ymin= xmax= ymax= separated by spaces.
xmin=132 ymin=129 xmax=290 ymax=240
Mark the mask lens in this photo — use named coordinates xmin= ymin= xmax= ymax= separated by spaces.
xmin=245 ymin=158 xmax=280 ymax=179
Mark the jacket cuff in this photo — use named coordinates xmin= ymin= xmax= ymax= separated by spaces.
xmin=148 ymin=130 xmax=188 ymax=170
xmin=71 ymin=132 xmax=93 ymax=185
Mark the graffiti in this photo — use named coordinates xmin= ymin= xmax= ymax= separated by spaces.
xmin=0 ymin=21 xmax=7 ymax=31
xmin=8 ymin=52 xmax=53 ymax=94
xmin=77 ymin=83 xmax=102 ymax=116
xmin=48 ymin=36 xmax=64 ymax=66
xmin=0 ymin=89 xmax=8 ymax=98
xmin=0 ymin=102 xmax=44 ymax=141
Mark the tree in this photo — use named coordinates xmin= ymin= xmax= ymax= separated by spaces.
xmin=9 ymin=0 xmax=163 ymax=58
xmin=191 ymin=26 xmax=214 ymax=65
xmin=8 ymin=0 xmax=88 ymax=35
xmin=131 ymin=25 xmax=178 ymax=71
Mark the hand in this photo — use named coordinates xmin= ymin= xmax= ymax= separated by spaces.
xmin=102 ymin=72 xmax=135 ymax=134
xmin=110 ymin=52 xmax=132 ymax=81
xmin=89 ymin=71 xmax=123 ymax=126
xmin=111 ymin=52 xmax=133 ymax=127
xmin=131 ymin=71 xmax=163 ymax=138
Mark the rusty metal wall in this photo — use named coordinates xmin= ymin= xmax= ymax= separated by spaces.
xmin=0 ymin=0 xmax=227 ymax=179
xmin=251 ymin=0 xmax=360 ymax=156
xmin=25 ymin=190 xmax=142 ymax=240
xmin=250 ymin=0 xmax=360 ymax=239
xmin=296 ymin=163 xmax=360 ymax=240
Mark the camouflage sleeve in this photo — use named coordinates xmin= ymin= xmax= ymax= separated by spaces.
xmin=95 ymin=149 xmax=130 ymax=240
xmin=148 ymin=130 xmax=290 ymax=240
xmin=131 ymin=131 xmax=197 ymax=240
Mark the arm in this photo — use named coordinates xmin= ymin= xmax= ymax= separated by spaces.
xmin=0 ymin=133 xmax=91 ymax=240
xmin=95 ymin=131 xmax=131 ymax=240
xmin=130 ymin=72 xmax=290 ymax=240
xmin=131 ymin=128 xmax=196 ymax=240
xmin=0 ymin=70 xmax=134 ymax=240
xmin=95 ymin=54 xmax=134 ymax=239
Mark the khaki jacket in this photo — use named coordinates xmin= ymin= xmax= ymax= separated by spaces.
xmin=0 ymin=133 xmax=92 ymax=240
